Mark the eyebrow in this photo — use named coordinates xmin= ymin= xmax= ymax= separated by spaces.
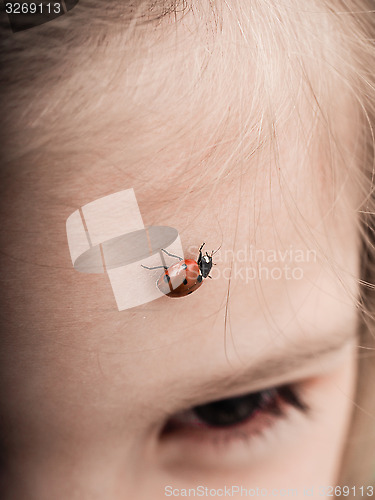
xmin=176 ymin=327 xmax=358 ymax=408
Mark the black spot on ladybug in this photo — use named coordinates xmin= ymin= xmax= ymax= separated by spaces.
xmin=188 ymin=291 xmax=193 ymax=295
xmin=183 ymin=279 xmax=188 ymax=285
xmin=164 ymin=274 xmax=170 ymax=283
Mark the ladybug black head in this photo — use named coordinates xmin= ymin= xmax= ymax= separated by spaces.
xmin=197 ymin=243 xmax=213 ymax=278
xmin=200 ymin=253 xmax=213 ymax=278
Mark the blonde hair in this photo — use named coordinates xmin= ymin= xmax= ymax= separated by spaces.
xmin=1 ymin=0 xmax=375 ymax=491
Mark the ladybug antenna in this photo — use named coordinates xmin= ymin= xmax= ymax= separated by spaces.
xmin=212 ymin=245 xmax=221 ymax=256
xmin=199 ymin=242 xmax=205 ymax=252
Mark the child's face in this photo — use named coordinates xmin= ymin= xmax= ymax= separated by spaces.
xmin=0 ymin=5 xmax=362 ymax=499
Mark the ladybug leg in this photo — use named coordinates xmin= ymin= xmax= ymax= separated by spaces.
xmin=197 ymin=243 xmax=205 ymax=266
xmin=141 ymin=264 xmax=168 ymax=270
xmin=198 ymin=243 xmax=205 ymax=253
xmin=160 ymin=248 xmax=183 ymax=261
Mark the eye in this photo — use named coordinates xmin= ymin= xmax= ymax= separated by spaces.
xmin=193 ymin=392 xmax=266 ymax=427
xmin=161 ymin=384 xmax=309 ymax=447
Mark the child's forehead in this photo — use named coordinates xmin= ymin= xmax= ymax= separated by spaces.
xmin=0 ymin=1 xmax=363 ymax=297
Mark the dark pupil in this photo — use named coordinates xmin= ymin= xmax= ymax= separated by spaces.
xmin=194 ymin=393 xmax=263 ymax=427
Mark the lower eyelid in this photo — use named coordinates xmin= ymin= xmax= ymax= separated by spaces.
xmin=162 ymin=409 xmax=279 ymax=443
xmin=158 ymin=406 xmax=297 ymax=472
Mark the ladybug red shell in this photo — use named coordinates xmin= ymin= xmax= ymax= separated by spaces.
xmin=157 ymin=259 xmax=203 ymax=297
xmin=142 ymin=243 xmax=218 ymax=298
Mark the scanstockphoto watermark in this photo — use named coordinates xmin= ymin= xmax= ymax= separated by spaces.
xmin=164 ymin=485 xmax=374 ymax=497
xmin=165 ymin=485 xmax=300 ymax=497
xmin=188 ymin=244 xmax=318 ymax=282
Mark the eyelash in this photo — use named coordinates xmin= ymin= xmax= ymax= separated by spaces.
xmin=160 ymin=384 xmax=309 ymax=449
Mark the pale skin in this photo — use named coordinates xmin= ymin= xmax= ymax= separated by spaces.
xmin=0 ymin=5 xmax=363 ymax=500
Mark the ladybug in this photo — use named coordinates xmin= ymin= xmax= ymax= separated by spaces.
xmin=142 ymin=243 xmax=218 ymax=298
